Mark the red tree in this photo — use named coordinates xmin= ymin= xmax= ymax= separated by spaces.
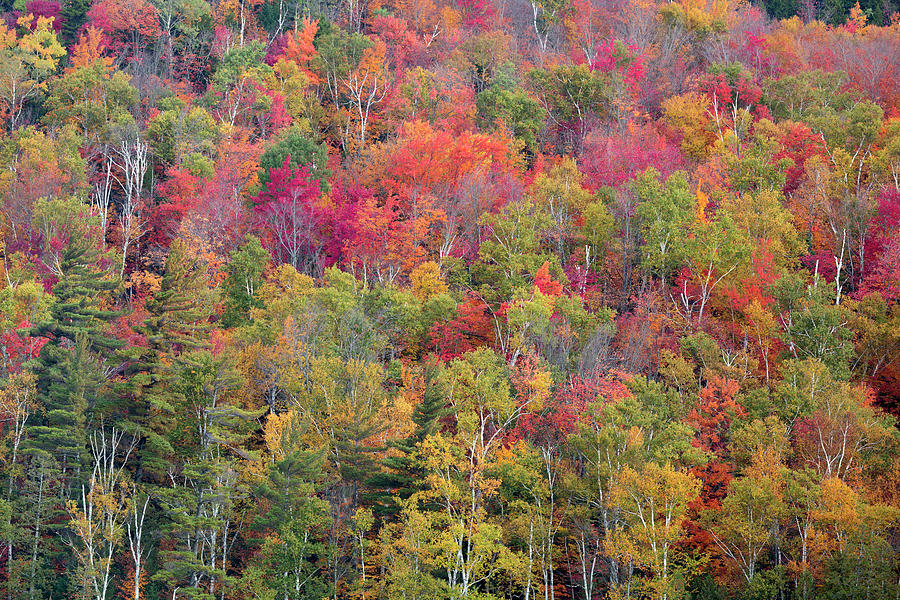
xmin=251 ymin=157 xmax=327 ymax=275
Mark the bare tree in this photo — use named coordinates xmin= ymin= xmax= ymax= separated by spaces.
xmin=92 ymin=149 xmax=116 ymax=235
xmin=345 ymin=60 xmax=389 ymax=153
xmin=67 ymin=428 xmax=137 ymax=600
xmin=126 ymin=489 xmax=150 ymax=600
xmin=112 ymin=134 xmax=150 ymax=279
xmin=0 ymin=372 xmax=34 ymax=593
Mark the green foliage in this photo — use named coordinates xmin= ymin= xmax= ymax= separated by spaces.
xmin=221 ymin=235 xmax=270 ymax=328
xmin=147 ymin=104 xmax=218 ymax=166
xmin=634 ymin=168 xmax=695 ymax=281
xmin=476 ymin=85 xmax=541 ymax=152
xmin=257 ymin=126 xmax=331 ymax=190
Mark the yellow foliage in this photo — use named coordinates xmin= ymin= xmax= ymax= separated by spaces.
xmin=662 ymin=92 xmax=714 ymax=159
xmin=408 ymin=261 xmax=447 ymax=301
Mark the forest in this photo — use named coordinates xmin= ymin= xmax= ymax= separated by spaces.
xmin=0 ymin=0 xmax=899 ymax=598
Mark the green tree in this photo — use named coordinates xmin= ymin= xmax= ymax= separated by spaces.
xmin=527 ymin=64 xmax=610 ymax=151
xmin=476 ymin=85 xmax=542 ymax=153
xmin=25 ymin=197 xmax=123 ymax=476
xmin=124 ymin=239 xmax=215 ymax=479
xmin=221 ymin=236 xmax=270 ymax=328
xmin=634 ymin=169 xmax=695 ymax=285
xmin=367 ymin=367 xmax=454 ymax=516
xmin=246 ymin=414 xmax=330 ymax=600
xmin=607 ymin=462 xmax=700 ymax=600
xmin=257 ymin=127 xmax=331 ymax=190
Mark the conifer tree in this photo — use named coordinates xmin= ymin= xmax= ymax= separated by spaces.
xmin=221 ymin=236 xmax=269 ymax=328
xmin=121 ymin=239 xmax=214 ymax=479
xmin=20 ymin=199 xmax=123 ymax=599
xmin=367 ymin=368 xmax=453 ymax=515
xmin=25 ymin=200 xmax=123 ymax=481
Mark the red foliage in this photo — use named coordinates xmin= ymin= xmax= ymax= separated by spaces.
xmin=512 ymin=370 xmax=631 ymax=447
xmin=456 ymin=0 xmax=496 ymax=30
xmin=590 ymin=39 xmax=646 ymax=93
xmin=86 ymin=0 xmax=161 ymax=55
xmin=699 ymin=70 xmax=769 ymax=123
xmin=0 ymin=320 xmax=47 ymax=375
xmin=251 ymin=157 xmax=326 ymax=272
xmin=430 ymin=294 xmax=495 ymax=360
xmin=684 ymin=377 xmax=745 ymax=560
xmin=580 ymin=124 xmax=686 ymax=189
xmin=774 ymin=122 xmax=826 ymax=194
xmin=25 ymin=1 xmax=62 ymax=32
xmin=858 ymin=188 xmax=900 ymax=299
xmin=534 ymin=262 xmax=563 ymax=296
xmin=721 ymin=245 xmax=780 ymax=312
xmin=151 ymin=167 xmax=203 ymax=247
xmin=689 ymin=377 xmax=745 ymax=456
xmin=370 ymin=14 xmax=421 ymax=69
xmin=858 ymin=234 xmax=900 ymax=302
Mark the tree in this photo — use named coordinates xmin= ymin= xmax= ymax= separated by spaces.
xmin=344 ymin=40 xmax=390 ymax=153
xmin=86 ymin=0 xmax=162 ymax=61
xmin=704 ymin=456 xmax=784 ymax=586
xmin=252 ymin=158 xmax=327 ymax=275
xmin=676 ymin=214 xmax=752 ymax=324
xmin=25 ymin=198 xmax=123 ymax=480
xmin=18 ymin=198 xmax=123 ymax=600
xmin=246 ymin=411 xmax=330 ymax=600
xmin=257 ymin=127 xmax=331 ymax=191
xmin=607 ymin=462 xmax=700 ymax=600
xmin=221 ymin=236 xmax=270 ymax=328
xmin=154 ymin=349 xmax=259 ymax=600
xmin=0 ymin=15 xmax=65 ymax=130
xmin=530 ymin=158 xmax=595 ymax=265
xmin=476 ymin=199 xmax=553 ymax=301
xmin=633 ymin=168 xmax=696 ymax=286
xmin=568 ymin=375 xmax=700 ymax=598
xmin=367 ymin=367 xmax=453 ymax=516
xmin=124 ymin=238 xmax=214 ymax=478
xmin=66 ymin=428 xmax=135 ymax=600
xmin=111 ymin=128 xmax=149 ymax=279
xmin=528 ymin=64 xmax=610 ymax=152
xmin=420 ymin=348 xmax=529 ymax=599
xmin=476 ymin=85 xmax=542 ymax=153
xmin=0 ymin=370 xmax=36 ymax=591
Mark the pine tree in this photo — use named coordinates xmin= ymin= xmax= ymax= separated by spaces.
xmin=120 ymin=239 xmax=214 ymax=479
xmin=367 ymin=368 xmax=453 ymax=516
xmin=154 ymin=349 xmax=263 ymax=599
xmin=19 ymin=204 xmax=123 ymax=600
xmin=249 ymin=449 xmax=330 ymax=600
xmin=24 ymin=211 xmax=123 ymax=480
xmin=60 ymin=0 xmax=93 ymax=44
xmin=221 ymin=236 xmax=269 ymax=328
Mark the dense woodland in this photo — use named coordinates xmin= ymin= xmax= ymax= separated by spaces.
xmin=0 ymin=0 xmax=899 ymax=598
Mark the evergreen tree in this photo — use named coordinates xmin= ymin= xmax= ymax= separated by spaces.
xmin=60 ymin=0 xmax=93 ymax=44
xmin=367 ymin=368 xmax=453 ymax=516
xmin=247 ymin=447 xmax=330 ymax=600
xmin=221 ymin=236 xmax=269 ymax=328
xmin=154 ymin=349 xmax=262 ymax=600
xmin=19 ymin=200 xmax=123 ymax=600
xmin=120 ymin=239 xmax=214 ymax=479
xmin=24 ymin=204 xmax=123 ymax=480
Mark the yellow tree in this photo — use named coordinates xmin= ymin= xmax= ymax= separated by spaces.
xmin=607 ymin=462 xmax=700 ymax=600
xmin=0 ymin=15 xmax=65 ymax=130
xmin=704 ymin=454 xmax=785 ymax=586
xmin=420 ymin=348 xmax=531 ymax=599
xmin=376 ymin=497 xmax=447 ymax=600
